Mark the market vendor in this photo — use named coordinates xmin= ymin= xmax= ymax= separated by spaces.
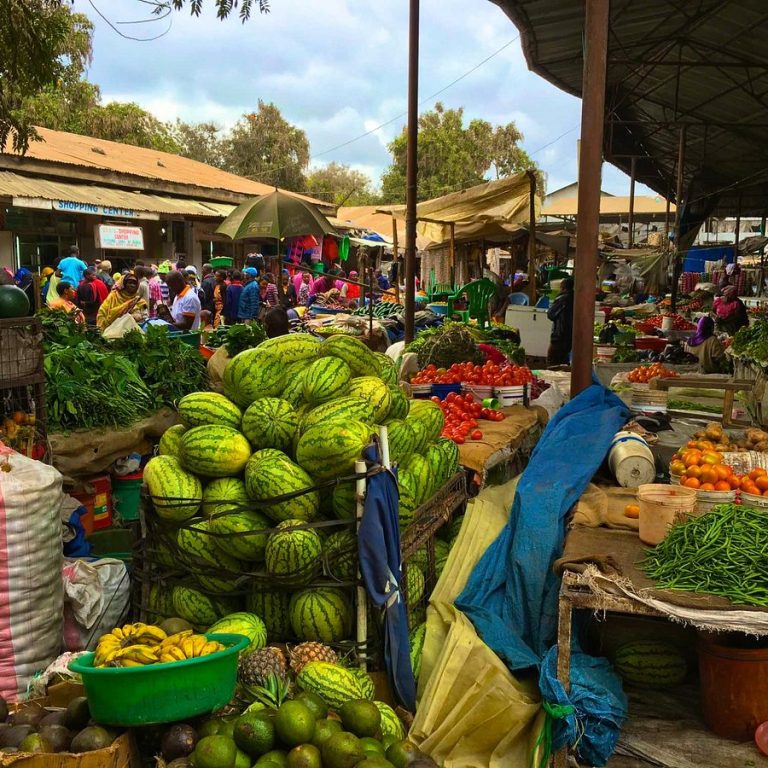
xmin=49 ymin=281 xmax=85 ymax=325
xmin=546 ymin=277 xmax=575 ymax=366
xmin=713 ymin=285 xmax=749 ymax=335
xmin=96 ymin=274 xmax=148 ymax=330
xmin=684 ymin=316 xmax=726 ymax=373
xmin=156 ymin=270 xmax=201 ymax=331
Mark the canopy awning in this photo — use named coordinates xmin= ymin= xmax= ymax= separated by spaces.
xmin=542 ymin=195 xmax=675 ymax=218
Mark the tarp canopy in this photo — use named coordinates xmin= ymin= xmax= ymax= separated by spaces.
xmin=388 ymin=174 xmax=538 ymax=249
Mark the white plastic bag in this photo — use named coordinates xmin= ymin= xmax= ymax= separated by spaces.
xmin=103 ymin=314 xmax=140 ymax=340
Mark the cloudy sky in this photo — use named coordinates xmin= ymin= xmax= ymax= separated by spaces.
xmin=73 ymin=0 xmax=654 ymax=197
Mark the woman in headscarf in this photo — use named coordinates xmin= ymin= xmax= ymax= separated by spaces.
xmin=713 ymin=285 xmax=749 ymax=335
xmin=685 ymin=316 xmax=726 ymax=373
xmin=96 ymin=274 xmax=148 ymax=330
xmin=40 ymin=267 xmax=55 ymax=305
xmin=297 ymin=271 xmax=313 ymax=306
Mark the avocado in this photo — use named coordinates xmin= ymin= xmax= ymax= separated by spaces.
xmin=292 ymin=692 xmax=328 ymax=720
xmin=39 ymin=710 xmax=68 ymax=728
xmin=159 ymin=617 xmax=194 ymax=635
xmin=234 ymin=747 xmax=251 ymax=768
xmin=310 ymin=718 xmax=342 ymax=748
xmin=39 ymin=724 xmax=72 ymax=752
xmin=10 ymin=702 xmax=45 ymax=728
xmin=320 ymin=731 xmax=365 ymax=768
xmin=286 ymin=743 xmax=322 ymax=768
xmin=18 ymin=733 xmax=54 ymax=753
xmin=0 ymin=725 xmax=33 ymax=748
xmin=339 ymin=700 xmax=381 ymax=738
xmin=64 ymin=697 xmax=91 ymax=731
xmin=161 ymin=723 xmax=198 ymax=762
xmin=274 ymin=701 xmax=316 ymax=748
xmin=70 ymin=725 xmax=115 ymax=753
xmin=385 ymin=740 xmax=425 ymax=768
xmin=233 ymin=711 xmax=275 ymax=758
xmin=192 ymin=735 xmax=237 ymax=768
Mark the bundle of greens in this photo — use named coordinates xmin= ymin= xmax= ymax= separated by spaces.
xmin=731 ymin=319 xmax=768 ymax=361
xmin=204 ymin=323 xmax=267 ymax=356
xmin=406 ymin=321 xmax=485 ymax=369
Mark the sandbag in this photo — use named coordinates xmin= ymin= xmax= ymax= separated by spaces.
xmin=0 ymin=445 xmax=64 ymax=701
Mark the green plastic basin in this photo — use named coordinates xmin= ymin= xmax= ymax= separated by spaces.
xmin=68 ymin=633 xmax=248 ymax=726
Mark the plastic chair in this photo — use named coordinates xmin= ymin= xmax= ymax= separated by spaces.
xmin=429 ymin=282 xmax=455 ymax=301
xmin=447 ymin=278 xmax=497 ymax=329
xmin=535 ymin=295 xmax=550 ymax=309
xmin=508 ymin=292 xmax=529 ymax=306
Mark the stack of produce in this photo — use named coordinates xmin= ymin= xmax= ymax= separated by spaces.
xmin=731 ymin=319 xmax=768 ymax=362
xmin=641 ymin=314 xmax=696 ymax=331
xmin=626 ymin=363 xmax=679 ymax=383
xmin=411 ymin=361 xmax=534 ymax=388
xmin=434 ymin=393 xmax=504 ymax=445
xmin=682 ymin=423 xmax=768 ymax=454
xmin=143 ymin=333 xmax=461 ymax=643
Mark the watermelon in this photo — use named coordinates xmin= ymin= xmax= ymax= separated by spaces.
xmin=0 ymin=285 xmax=30 ymax=318
xmin=303 ymin=357 xmax=352 ymax=404
xmin=435 ymin=538 xmax=450 ymax=578
xmin=296 ymin=421 xmax=374 ymax=481
xmin=245 ymin=589 xmax=291 ymax=641
xmin=158 ymin=424 xmax=186 ymax=458
xmin=178 ymin=392 xmax=243 ymax=430
xmin=147 ymin=585 xmax=175 ymax=621
xmin=299 ymin=396 xmax=376 ymax=438
xmin=171 ymin=585 xmax=237 ymax=627
xmin=407 ymin=400 xmax=445 ymax=443
xmin=265 ymin=519 xmax=323 ymax=587
xmin=245 ymin=449 xmax=320 ymax=522
xmin=281 ymin=361 xmax=310 ymax=407
xmin=386 ymin=419 xmax=416 ymax=465
xmin=397 ymin=469 xmax=419 ymax=529
xmin=374 ymin=701 xmax=405 ymax=740
xmin=346 ymin=377 xmax=391 ymax=422
xmin=144 ymin=455 xmax=202 ymax=522
xmin=319 ymin=335 xmax=381 ymax=377
xmin=387 ymin=385 xmax=409 ymax=421
xmin=409 ymin=624 xmax=426 ymax=682
xmin=258 ymin=334 xmax=323 ymax=364
xmin=210 ymin=507 xmax=272 ymax=562
xmin=375 ymin=353 xmax=398 ymax=387
xmin=435 ymin=437 xmax=460 ymax=477
xmin=223 ymin=347 xmax=284 ymax=407
xmin=405 ymin=563 xmax=425 ymax=605
xmin=332 ymin=481 xmax=358 ymax=520
xmin=179 ymin=425 xmax=251 ymax=477
xmin=405 ymin=454 xmax=433 ymax=505
xmin=406 ymin=419 xmax=431 ymax=455
xmin=424 ymin=443 xmax=452 ymax=490
xmin=201 ymin=477 xmax=249 ymax=517
xmin=348 ymin=667 xmax=375 ymax=700
xmin=289 ymin=587 xmax=353 ymax=643
xmin=323 ymin=530 xmax=357 ymax=581
xmin=176 ymin=518 xmax=244 ymax=574
xmin=613 ymin=641 xmax=687 ymax=689
xmin=241 ymin=397 xmax=298 ymax=451
xmin=208 ymin=612 xmax=267 ymax=652
xmin=296 ymin=661 xmax=366 ymax=709
xmin=408 ymin=603 xmax=426 ymax=629
xmin=442 ymin=513 xmax=464 ymax=543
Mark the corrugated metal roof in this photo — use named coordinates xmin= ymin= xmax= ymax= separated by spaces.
xmin=0 ymin=171 xmax=236 ymax=218
xmin=542 ymin=195 xmax=675 ymax=217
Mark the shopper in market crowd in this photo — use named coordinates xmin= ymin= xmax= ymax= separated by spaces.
xmin=157 ymin=270 xmax=202 ymax=331
xmin=280 ymin=271 xmax=297 ymax=308
xmin=49 ymin=281 xmax=85 ymax=325
xmin=713 ymin=284 xmax=749 ymax=335
xmin=39 ymin=266 xmax=55 ymax=305
xmin=200 ymin=263 xmax=216 ymax=313
xmin=261 ymin=272 xmax=280 ymax=309
xmin=546 ymin=276 xmax=575 ymax=366
xmin=76 ymin=267 xmax=108 ymax=325
xmin=238 ymin=267 xmax=262 ymax=321
xmin=685 ymin=315 xmax=727 ymax=373
xmin=297 ymin=271 xmax=313 ymax=306
xmin=212 ymin=269 xmax=228 ymax=327
xmin=345 ymin=270 xmax=361 ymax=305
xmin=95 ymin=259 xmax=114 ymax=289
xmin=375 ymin=267 xmax=390 ymax=291
xmin=146 ymin=266 xmax=165 ymax=317
xmin=264 ymin=305 xmax=290 ymax=338
xmin=224 ymin=269 xmax=244 ymax=324
xmin=96 ymin=273 xmax=148 ymax=330
xmin=157 ymin=262 xmax=172 ymax=305
xmin=57 ymin=245 xmax=87 ymax=288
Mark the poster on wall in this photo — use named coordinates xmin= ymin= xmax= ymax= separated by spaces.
xmin=95 ymin=224 xmax=144 ymax=250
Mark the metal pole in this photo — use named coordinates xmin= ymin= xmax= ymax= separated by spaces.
xmin=570 ymin=0 xmax=610 ymax=397
xmin=733 ymin=194 xmax=742 ymax=270
xmin=527 ymin=170 xmax=538 ymax=304
xmin=627 ymin=156 xmax=636 ymax=248
xmin=404 ymin=0 xmax=420 ymax=343
xmin=670 ymin=126 xmax=686 ymax=313
xmin=392 ymin=219 xmax=401 ymax=304
xmin=665 ymin=191 xmax=671 ymax=242
xmin=449 ymin=222 xmax=456 ymax=286
xmin=354 ymin=459 xmax=368 ymax=670
xmin=760 ymin=212 xmax=766 ymax=297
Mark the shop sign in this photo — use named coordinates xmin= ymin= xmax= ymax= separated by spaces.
xmin=54 ymin=200 xmax=159 ymax=220
xmin=95 ymin=224 xmax=144 ymax=250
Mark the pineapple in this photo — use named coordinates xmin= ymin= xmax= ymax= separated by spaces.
xmin=288 ymin=641 xmax=339 ymax=675
xmin=238 ymin=646 xmax=287 ymax=687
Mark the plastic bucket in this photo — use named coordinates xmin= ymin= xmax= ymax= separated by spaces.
xmin=637 ymin=484 xmax=697 ymax=545
xmin=88 ymin=528 xmax=134 ymax=566
xmin=112 ymin=472 xmax=144 ymax=524
xmin=595 ymin=345 xmax=615 ymax=362
xmin=495 ymin=385 xmax=526 ymax=407
xmin=608 ymin=431 xmax=655 ymax=488
xmin=661 ymin=315 xmax=674 ymax=332
xmin=71 ymin=475 xmax=112 ymax=532
xmin=431 ymin=383 xmax=462 ymax=400
xmin=462 ymin=384 xmax=493 ymax=403
xmin=698 ymin=632 xmax=768 ymax=740
xmin=695 ymin=488 xmax=737 ymax=516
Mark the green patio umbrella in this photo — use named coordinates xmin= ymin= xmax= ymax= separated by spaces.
xmin=215 ymin=189 xmax=337 ymax=241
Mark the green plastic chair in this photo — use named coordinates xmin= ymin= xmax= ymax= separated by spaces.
xmin=446 ymin=278 xmax=497 ymax=329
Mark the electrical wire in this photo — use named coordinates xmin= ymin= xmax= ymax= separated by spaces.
xmin=87 ymin=0 xmax=173 ymax=41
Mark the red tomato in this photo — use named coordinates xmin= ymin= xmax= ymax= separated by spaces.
xmin=430 ymin=396 xmax=441 ymax=404
xmin=454 ymin=435 xmax=465 ymax=444
xmin=471 ymin=429 xmax=483 ymax=440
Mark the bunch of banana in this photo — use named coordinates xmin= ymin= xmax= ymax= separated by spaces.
xmin=159 ymin=632 xmax=226 ymax=662
xmin=94 ymin=623 xmax=167 ymax=668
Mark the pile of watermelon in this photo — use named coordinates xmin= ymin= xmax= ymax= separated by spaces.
xmin=142 ymin=333 xmax=461 ymax=642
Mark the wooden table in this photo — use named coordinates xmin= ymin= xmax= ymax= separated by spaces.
xmin=651 ymin=375 xmax=755 ymax=427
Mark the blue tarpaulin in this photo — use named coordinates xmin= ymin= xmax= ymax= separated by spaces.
xmin=456 ymin=384 xmax=629 ymax=766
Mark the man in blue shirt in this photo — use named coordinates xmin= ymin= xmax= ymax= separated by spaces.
xmin=238 ymin=267 xmax=262 ymax=321
xmin=57 ymin=245 xmax=87 ymax=288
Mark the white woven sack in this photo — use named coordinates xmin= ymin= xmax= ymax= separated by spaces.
xmin=0 ymin=445 xmax=64 ymax=701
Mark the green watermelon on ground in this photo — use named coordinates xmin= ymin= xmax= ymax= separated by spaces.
xmin=374 ymin=353 xmax=398 ymax=387
xmin=207 ymin=612 xmax=267 ymax=652
xmin=171 ymin=585 xmax=238 ymax=627
xmin=296 ymin=421 xmax=374 ymax=482
xmin=158 ymin=424 xmax=186 ymax=458
xmin=407 ymin=399 xmax=445 ymax=443
xmin=613 ymin=641 xmax=687 ymax=689
xmin=404 ymin=454 xmax=433 ymax=506
xmin=265 ymin=519 xmax=323 ymax=587
xmin=332 ymin=480 xmax=358 ymax=520
xmin=281 ymin=361 xmax=310 ymax=407
xmin=144 ymin=455 xmax=202 ymax=522
xmin=322 ymin=529 xmax=357 ymax=581
xmin=178 ymin=425 xmax=252 ymax=477
xmin=223 ymin=347 xmax=285 ymax=407
xmin=409 ymin=623 xmax=426 ymax=682
xmin=210 ymin=507 xmax=272 ymax=562
xmin=245 ymin=589 xmax=292 ymax=641
xmin=298 ymin=397 xmax=376 ymax=439
xmin=296 ymin=661 xmax=366 ymax=709
xmin=303 ymin=357 xmax=353 ymax=404
xmin=319 ymin=335 xmax=381 ymax=378
xmin=387 ymin=386 xmax=409 ymax=421
xmin=258 ymin=334 xmax=323 ymax=364
xmin=346 ymin=377 xmax=392 ymax=422
xmin=178 ymin=391 xmax=243 ymax=430
xmin=385 ymin=419 xmax=416 ymax=465
xmin=202 ymin=477 xmax=249 ymax=516
xmin=241 ymin=397 xmax=298 ymax=452
xmin=288 ymin=587 xmax=353 ymax=643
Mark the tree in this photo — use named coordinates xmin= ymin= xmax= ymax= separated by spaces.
xmin=224 ymin=102 xmax=310 ymax=191
xmin=305 ymin=162 xmax=378 ymax=206
xmin=172 ymin=121 xmax=227 ymax=168
xmin=157 ymin=0 xmax=270 ymax=20
xmin=380 ymin=103 xmax=541 ymax=203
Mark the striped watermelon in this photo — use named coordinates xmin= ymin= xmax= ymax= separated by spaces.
xmin=405 ymin=454 xmax=433 ymax=505
xmin=208 ymin=612 xmax=267 ymax=652
xmin=613 ymin=641 xmax=687 ymax=689
xmin=409 ymin=623 xmax=426 ymax=682
xmin=299 ymin=396 xmax=376 ymax=438
xmin=171 ymin=585 xmax=238 ymax=627
xmin=375 ymin=701 xmax=405 ymax=740
xmin=386 ymin=419 xmax=416 ymax=465
xmin=332 ymin=481 xmax=357 ymax=520
xmin=178 ymin=392 xmax=243 ymax=430
xmin=147 ymin=585 xmax=175 ymax=620
xmin=424 ymin=443 xmax=451 ymax=490
xmin=265 ymin=519 xmax=322 ymax=586
xmin=405 ymin=563 xmax=425 ymax=605
xmin=303 ymin=357 xmax=352 ymax=404
xmin=158 ymin=424 xmax=186 ymax=458
xmin=442 ymin=513 xmax=464 ymax=544
xmin=288 ymin=588 xmax=353 ymax=643
xmin=242 ymin=397 xmax=298 ymax=451
xmin=387 ymin=386 xmax=409 ymax=421
xmin=176 ymin=518 xmax=244 ymax=573
xmin=258 ymin=334 xmax=323 ymax=364
xmin=210 ymin=508 xmax=272 ymax=562
xmin=281 ymin=361 xmax=310 ymax=407
xmin=144 ymin=455 xmax=202 ymax=522
xmin=245 ymin=589 xmax=291 ymax=641
xmin=435 ymin=437 xmax=460 ymax=477
xmin=179 ymin=425 xmax=251 ymax=477
xmin=397 ymin=469 xmax=418 ymax=529
xmin=319 ymin=335 xmax=381 ymax=378
xmin=435 ymin=538 xmax=450 ymax=578
xmin=375 ymin=353 xmax=398 ymax=387
xmin=223 ymin=347 xmax=284 ymax=407
xmin=348 ymin=667 xmax=375 ymax=700
xmin=346 ymin=377 xmax=391 ymax=422
xmin=296 ymin=421 xmax=374 ymax=481
xmin=408 ymin=603 xmax=426 ymax=629
xmin=323 ymin=530 xmax=357 ymax=581
xmin=245 ymin=449 xmax=320 ymax=522
xmin=406 ymin=419 xmax=430 ymax=455
xmin=296 ymin=661 xmax=366 ymax=709
xmin=201 ymin=477 xmax=249 ymax=516
xmin=407 ymin=400 xmax=445 ymax=443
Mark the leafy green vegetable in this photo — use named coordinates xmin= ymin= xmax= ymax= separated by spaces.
xmin=405 ymin=321 xmax=484 ymax=368
xmin=667 ymin=399 xmax=723 ymax=414
xmin=731 ymin=319 xmax=768 ymax=362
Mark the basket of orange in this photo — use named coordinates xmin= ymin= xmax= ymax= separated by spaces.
xmin=738 ymin=468 xmax=768 ymax=509
xmin=670 ymin=440 xmax=740 ymax=514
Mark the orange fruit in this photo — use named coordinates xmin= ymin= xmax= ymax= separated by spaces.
xmin=749 ymin=468 xmax=767 ymax=481
xmin=742 ymin=483 xmax=759 ymax=496
xmin=686 ymin=465 xmax=702 ymax=479
xmin=682 ymin=450 xmax=702 ymax=467
xmin=669 ymin=460 xmax=686 ymax=476
xmin=701 ymin=451 xmax=723 ymax=465
xmin=714 ymin=465 xmax=731 ymax=480
xmin=728 ymin=475 xmax=741 ymax=489
xmin=683 ymin=477 xmax=701 ymax=489
xmin=699 ymin=482 xmax=715 ymax=491
xmin=756 ymin=476 xmax=768 ymax=492
xmin=624 ymin=504 xmax=640 ymax=519
xmin=699 ymin=468 xmax=717 ymax=485
xmin=714 ymin=481 xmax=731 ymax=492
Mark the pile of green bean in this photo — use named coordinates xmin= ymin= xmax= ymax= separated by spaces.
xmin=640 ymin=503 xmax=768 ymax=606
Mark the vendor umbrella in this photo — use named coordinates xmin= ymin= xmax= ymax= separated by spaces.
xmin=215 ymin=189 xmax=337 ymax=241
